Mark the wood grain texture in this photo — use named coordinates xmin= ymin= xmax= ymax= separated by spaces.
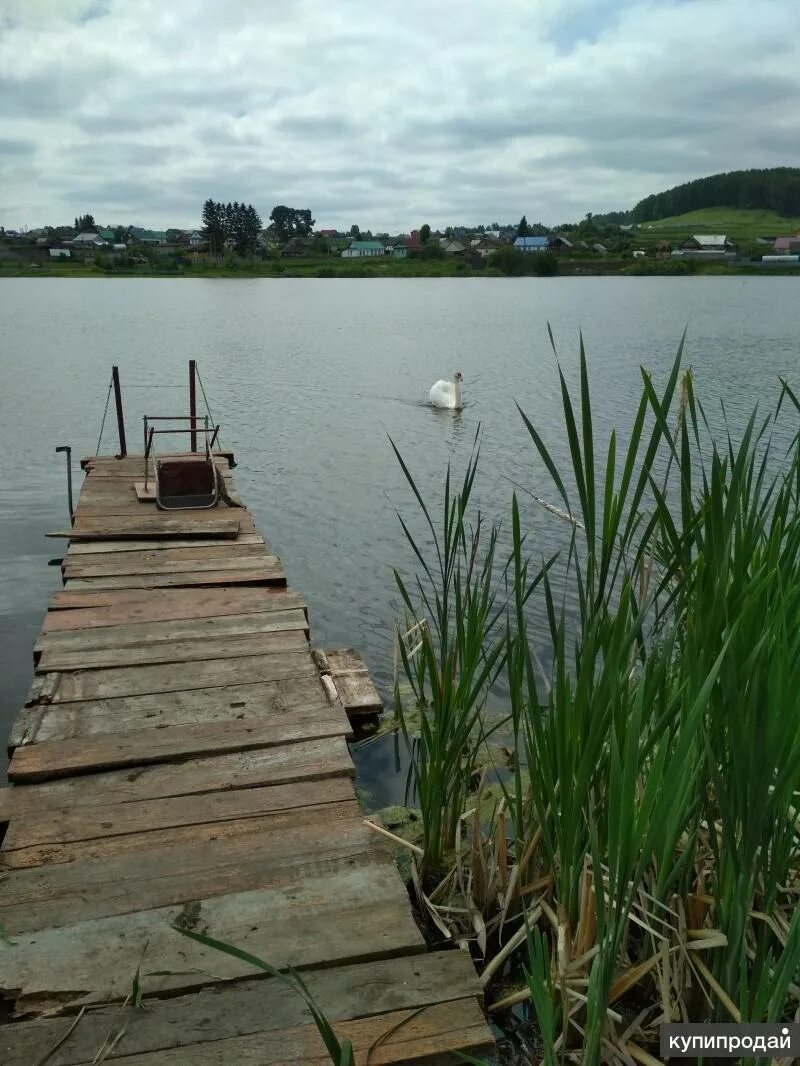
xmin=69 ymin=516 xmax=242 ymax=539
xmin=45 ymin=586 xmax=305 ymax=628
xmin=35 ymin=608 xmax=308 ymax=656
xmin=7 ymin=704 xmax=350 ymax=783
xmin=63 ymin=565 xmax=282 ymax=589
xmin=9 ymin=675 xmax=330 ymax=747
xmin=0 ymin=801 xmax=382 ymax=931
xmin=0 ymin=736 xmax=354 ymax=818
xmin=0 ymin=952 xmax=482 ymax=1066
xmin=2 ymin=777 xmax=356 ymax=853
xmin=65 ymin=532 xmax=265 ymax=554
xmin=43 ymin=649 xmax=317 ymax=702
xmin=0 ymin=863 xmax=425 ymax=1014
xmin=35 ymin=627 xmax=309 ymax=673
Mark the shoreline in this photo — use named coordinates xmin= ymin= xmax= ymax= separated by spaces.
xmin=0 ymin=263 xmax=796 ymax=279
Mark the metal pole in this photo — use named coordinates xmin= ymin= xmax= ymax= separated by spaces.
xmin=55 ymin=446 xmax=73 ymax=523
xmin=189 ymin=359 xmax=197 ymax=452
xmin=111 ymin=365 xmax=127 ymax=457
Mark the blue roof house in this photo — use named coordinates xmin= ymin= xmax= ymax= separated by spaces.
xmin=514 ymin=236 xmax=550 ymax=253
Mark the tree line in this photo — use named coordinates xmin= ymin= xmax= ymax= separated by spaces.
xmin=630 ymin=167 xmax=800 ymax=222
xmin=201 ymin=200 xmax=263 ymax=255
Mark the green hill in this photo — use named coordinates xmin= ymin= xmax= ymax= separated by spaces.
xmin=635 ymin=207 xmax=800 ymax=246
xmin=630 ymin=167 xmax=800 ymax=222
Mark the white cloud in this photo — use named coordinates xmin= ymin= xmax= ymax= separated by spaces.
xmin=0 ymin=0 xmax=797 ymax=230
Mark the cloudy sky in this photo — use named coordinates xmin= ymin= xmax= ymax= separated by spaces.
xmin=0 ymin=0 xmax=797 ymax=232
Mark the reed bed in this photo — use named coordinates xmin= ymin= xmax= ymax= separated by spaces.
xmin=391 ymin=335 xmax=800 ymax=1064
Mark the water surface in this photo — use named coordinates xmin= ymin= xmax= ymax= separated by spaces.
xmin=1 ymin=277 xmax=798 ymax=797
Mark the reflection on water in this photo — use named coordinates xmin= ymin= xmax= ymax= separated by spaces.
xmin=1 ymin=276 xmax=798 ymax=797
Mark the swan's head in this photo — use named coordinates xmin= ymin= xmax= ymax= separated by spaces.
xmin=455 ymin=371 xmax=463 ymax=381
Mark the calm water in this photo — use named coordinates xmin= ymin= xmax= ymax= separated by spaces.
xmin=1 ymin=277 xmax=798 ymax=797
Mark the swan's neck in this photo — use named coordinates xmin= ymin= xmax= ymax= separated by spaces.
xmin=454 ymin=377 xmax=462 ymax=408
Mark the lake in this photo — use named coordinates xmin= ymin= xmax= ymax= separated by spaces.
xmin=1 ymin=276 xmax=798 ymax=799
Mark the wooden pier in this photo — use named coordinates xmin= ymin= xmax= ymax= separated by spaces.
xmin=0 ymin=448 xmax=494 ymax=1063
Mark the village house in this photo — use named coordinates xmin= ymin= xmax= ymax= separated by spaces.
xmin=69 ymin=231 xmax=107 ymax=247
xmin=471 ymin=236 xmax=501 ymax=258
xmin=341 ymin=240 xmax=385 ymax=258
xmin=774 ymin=233 xmax=800 ymax=254
xmin=679 ymin=234 xmax=736 ymax=257
xmin=129 ymin=227 xmax=168 ymax=245
xmin=514 ymin=236 xmax=549 ymax=254
xmin=442 ymin=239 xmax=466 ymax=254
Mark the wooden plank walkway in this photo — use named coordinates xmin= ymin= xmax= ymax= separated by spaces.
xmin=0 ymin=452 xmax=494 ymax=1064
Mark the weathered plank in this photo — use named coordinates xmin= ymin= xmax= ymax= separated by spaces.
xmin=65 ymin=532 xmax=265 ymax=554
xmin=2 ymin=777 xmax=356 ymax=853
xmin=63 ymin=565 xmax=282 ymax=589
xmin=326 ymin=648 xmax=370 ymax=673
xmin=333 ymin=670 xmax=384 ymax=716
xmin=45 ymin=586 xmax=305 ymax=627
xmin=0 ymin=951 xmax=482 ymax=1066
xmin=35 ymin=627 xmax=309 ymax=673
xmin=103 ymin=1000 xmax=494 ymax=1066
xmin=7 ymin=705 xmax=350 ymax=782
xmin=42 ymin=650 xmax=317 ymax=703
xmin=0 ymin=801 xmax=381 ymax=931
xmin=0 ymin=863 xmax=425 ymax=1015
xmin=68 ymin=516 xmax=242 ymax=540
xmin=0 ymin=736 xmax=354 ymax=818
xmin=63 ymin=551 xmax=275 ymax=578
xmin=2 ymin=798 xmax=364 ymax=870
xmin=64 ymin=543 xmax=269 ymax=571
xmin=81 ymin=451 xmax=234 ymax=470
xmin=10 ymin=676 xmax=329 ymax=747
xmin=34 ymin=608 xmax=308 ymax=657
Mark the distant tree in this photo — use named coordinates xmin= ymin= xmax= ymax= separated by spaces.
xmin=226 ymin=201 xmax=262 ymax=255
xmin=420 ymin=223 xmax=431 ymax=244
xmin=74 ymin=213 xmax=96 ymax=231
xmin=531 ymin=252 xmax=559 ymax=277
xmin=488 ymin=245 xmax=528 ymax=276
xmin=270 ymin=206 xmax=315 ymax=244
xmin=517 ymin=215 xmax=530 ymax=237
xmin=202 ymin=199 xmax=227 ymax=255
xmin=349 ymin=224 xmax=360 ymax=238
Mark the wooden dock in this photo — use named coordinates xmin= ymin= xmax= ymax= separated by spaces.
xmin=0 ymin=451 xmax=494 ymax=1064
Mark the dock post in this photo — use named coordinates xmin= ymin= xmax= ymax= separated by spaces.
xmin=189 ymin=359 xmax=197 ymax=451
xmin=55 ymin=445 xmax=74 ymax=523
xmin=111 ymin=365 xmax=127 ymax=457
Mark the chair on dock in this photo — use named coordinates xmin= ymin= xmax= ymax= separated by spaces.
xmin=142 ymin=415 xmax=222 ymax=510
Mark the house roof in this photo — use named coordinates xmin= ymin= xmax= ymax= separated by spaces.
xmin=691 ymin=234 xmax=729 ymax=244
xmin=347 ymin=240 xmax=385 ymax=250
xmin=130 ymin=227 xmax=167 ymax=241
xmin=98 ymin=228 xmax=116 ymax=239
xmin=514 ymin=236 xmax=549 ymax=248
xmin=775 ymin=236 xmax=800 ymax=251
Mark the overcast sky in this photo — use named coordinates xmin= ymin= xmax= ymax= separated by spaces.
xmin=0 ymin=0 xmax=797 ymax=232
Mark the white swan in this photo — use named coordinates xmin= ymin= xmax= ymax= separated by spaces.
xmin=429 ymin=371 xmax=463 ymax=410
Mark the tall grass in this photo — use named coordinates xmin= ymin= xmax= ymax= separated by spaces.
xmin=391 ymin=431 xmax=507 ymax=877
xmin=392 ymin=335 xmax=800 ymax=1062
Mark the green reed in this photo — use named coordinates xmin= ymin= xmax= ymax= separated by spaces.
xmin=393 ymin=334 xmax=800 ymax=1062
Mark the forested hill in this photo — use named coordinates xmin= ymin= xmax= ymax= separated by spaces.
xmin=629 ymin=168 xmax=800 ymax=223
